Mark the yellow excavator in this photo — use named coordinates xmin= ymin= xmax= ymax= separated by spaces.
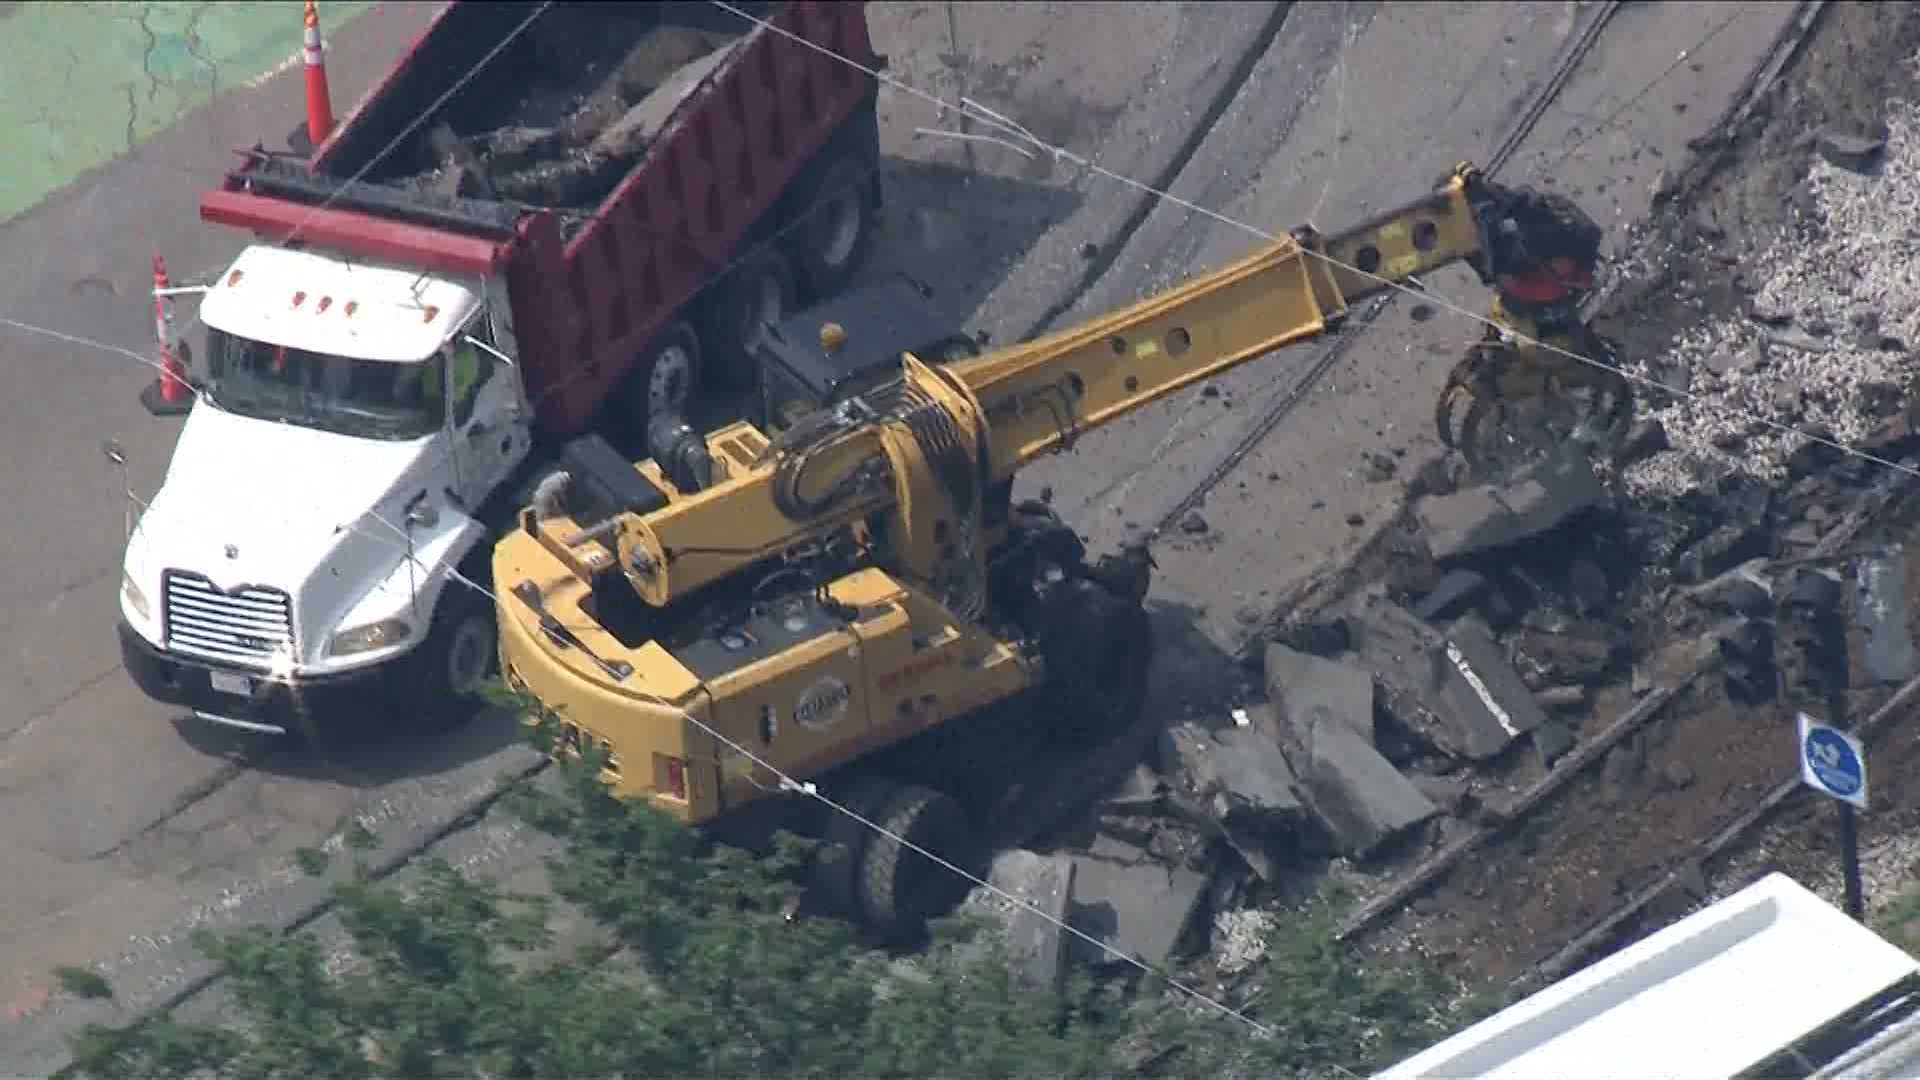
xmin=492 ymin=162 xmax=1626 ymax=939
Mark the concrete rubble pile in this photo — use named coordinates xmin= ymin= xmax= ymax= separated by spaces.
xmin=966 ymin=443 xmax=1659 ymax=989
xmin=1624 ymin=77 xmax=1920 ymax=499
xmin=399 ymin=22 xmax=740 ymax=217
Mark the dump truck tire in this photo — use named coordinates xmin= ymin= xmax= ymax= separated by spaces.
xmin=618 ymin=320 xmax=703 ymax=428
xmin=785 ymin=154 xmax=878 ymax=300
xmin=858 ymin=784 xmax=978 ymax=942
xmin=704 ymin=248 xmax=797 ymax=390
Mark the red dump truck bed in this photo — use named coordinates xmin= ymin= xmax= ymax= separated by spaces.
xmin=199 ymin=0 xmax=880 ymax=437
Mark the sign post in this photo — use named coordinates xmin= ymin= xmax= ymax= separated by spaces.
xmin=1797 ymin=710 xmax=1867 ymax=920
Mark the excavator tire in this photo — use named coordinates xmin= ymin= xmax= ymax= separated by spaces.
xmin=702 ymin=248 xmax=798 ymax=391
xmin=810 ymin=776 xmax=897 ymax=923
xmin=856 ymin=783 xmax=979 ymax=942
xmin=1036 ymin=578 xmax=1154 ymax=747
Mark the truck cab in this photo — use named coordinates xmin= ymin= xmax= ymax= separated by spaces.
xmin=116 ymin=243 xmax=532 ymax=738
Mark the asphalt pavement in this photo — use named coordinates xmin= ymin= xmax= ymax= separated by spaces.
xmin=0 ymin=0 xmax=1809 ymax=1069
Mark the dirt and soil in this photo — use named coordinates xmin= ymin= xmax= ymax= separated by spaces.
xmin=1304 ymin=0 xmax=1920 ymax=991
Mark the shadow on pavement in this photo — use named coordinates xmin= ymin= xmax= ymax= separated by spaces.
xmin=168 ymin=702 xmax=533 ymax=788
xmin=862 ymin=155 xmax=1085 ymax=329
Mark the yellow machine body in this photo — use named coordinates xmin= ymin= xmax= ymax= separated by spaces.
xmin=492 ymin=164 xmax=1615 ymax=825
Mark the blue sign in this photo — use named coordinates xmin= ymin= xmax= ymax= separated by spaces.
xmin=1798 ymin=712 xmax=1868 ymax=810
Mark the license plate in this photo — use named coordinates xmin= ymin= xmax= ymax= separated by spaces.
xmin=209 ymin=671 xmax=252 ymax=697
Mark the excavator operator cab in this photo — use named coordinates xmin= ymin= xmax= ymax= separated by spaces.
xmin=752 ymin=276 xmax=983 ymax=434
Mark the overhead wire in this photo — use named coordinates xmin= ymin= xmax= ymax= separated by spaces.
xmin=710 ymin=0 xmax=1920 ymax=484
xmin=0 ymin=0 xmax=1894 ymax=1053
xmin=1 ymin=10 xmax=1283 ymax=1040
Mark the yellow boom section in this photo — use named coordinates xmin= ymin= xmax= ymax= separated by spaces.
xmin=949 ymin=172 xmax=1487 ymax=479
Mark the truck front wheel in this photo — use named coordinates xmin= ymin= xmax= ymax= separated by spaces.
xmin=406 ymin=583 xmax=497 ymax=732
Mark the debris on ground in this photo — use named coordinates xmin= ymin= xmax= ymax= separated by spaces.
xmin=960 ymin=850 xmax=1076 ymax=992
xmin=1065 ymin=833 xmax=1213 ymax=970
xmin=1623 ymin=67 xmax=1920 ymax=498
xmin=965 ymin=6 xmax=1920 ymax=1001
xmin=391 ymin=15 xmax=742 ymax=225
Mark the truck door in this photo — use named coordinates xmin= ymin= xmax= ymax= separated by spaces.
xmin=447 ymin=316 xmax=527 ymax=509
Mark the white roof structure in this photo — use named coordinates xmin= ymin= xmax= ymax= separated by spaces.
xmin=197 ymin=244 xmax=484 ymax=363
xmin=1375 ymin=873 xmax=1920 ymax=1080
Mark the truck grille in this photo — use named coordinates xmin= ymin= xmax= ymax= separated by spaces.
xmin=161 ymin=570 xmax=295 ymax=667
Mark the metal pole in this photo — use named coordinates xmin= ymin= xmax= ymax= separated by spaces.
xmin=1823 ymin=566 xmax=1865 ymax=923
xmin=1781 ymin=564 xmax=1866 ymax=922
xmin=1827 ymin=576 xmax=1865 ymax=923
xmin=1839 ymin=800 xmax=1864 ymax=921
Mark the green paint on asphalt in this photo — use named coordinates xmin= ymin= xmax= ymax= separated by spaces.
xmin=0 ymin=1 xmax=376 ymax=223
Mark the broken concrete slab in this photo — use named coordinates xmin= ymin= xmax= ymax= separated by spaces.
xmin=1533 ymin=716 xmax=1576 ymax=768
xmin=1412 ymin=568 xmax=1490 ymax=623
xmin=1281 ymin=715 xmax=1439 ymax=859
xmin=1160 ymin=722 xmax=1313 ymax=881
xmin=1346 ymin=591 xmax=1553 ymax=761
xmin=1415 ymin=442 xmax=1610 ymax=563
xmin=1854 ymin=546 xmax=1919 ymax=684
xmin=1067 ymin=833 xmax=1211 ymax=970
xmin=1510 ymin=616 xmax=1625 ymax=687
xmin=1104 ymin=763 xmax=1168 ymax=815
xmin=1410 ymin=773 xmax=1471 ymax=817
xmin=1264 ymin=642 xmax=1376 ymax=746
xmin=960 ymin=849 xmax=1075 ymax=993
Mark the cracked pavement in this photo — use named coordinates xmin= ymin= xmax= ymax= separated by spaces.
xmin=0 ymin=0 xmax=1810 ymax=1071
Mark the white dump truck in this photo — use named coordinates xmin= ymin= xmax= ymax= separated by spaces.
xmin=114 ymin=0 xmax=885 ymax=739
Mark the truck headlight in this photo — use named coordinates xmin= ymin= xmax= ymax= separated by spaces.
xmin=329 ymin=618 xmax=413 ymax=657
xmin=121 ymin=572 xmax=150 ymax=621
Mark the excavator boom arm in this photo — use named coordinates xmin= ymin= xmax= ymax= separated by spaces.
xmin=560 ymin=164 xmax=1600 ymax=614
xmin=945 ymin=163 xmax=1597 ymax=479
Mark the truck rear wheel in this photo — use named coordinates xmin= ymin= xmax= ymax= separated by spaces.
xmin=785 ymin=155 xmax=878 ymax=300
xmin=620 ymin=321 xmax=702 ymax=427
xmin=407 ymin=582 xmax=497 ymax=732
xmin=704 ymin=248 xmax=797 ymax=390
xmin=857 ymin=783 xmax=979 ymax=943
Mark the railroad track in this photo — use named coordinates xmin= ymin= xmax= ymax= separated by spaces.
xmin=44 ymin=2 xmax=1833 ymax=1067
xmin=1337 ymin=449 xmax=1906 ymax=974
xmin=1325 ymin=0 xmax=1835 ymax=960
xmin=1146 ymin=0 xmax=1626 ymax=543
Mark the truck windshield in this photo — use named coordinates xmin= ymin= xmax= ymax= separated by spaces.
xmin=201 ymin=328 xmax=445 ymax=440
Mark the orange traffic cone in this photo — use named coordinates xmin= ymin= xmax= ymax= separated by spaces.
xmin=303 ymin=0 xmax=335 ymax=151
xmin=140 ymin=254 xmax=193 ymax=417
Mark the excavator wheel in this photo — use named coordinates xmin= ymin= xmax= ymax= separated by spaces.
xmin=1036 ymin=578 xmax=1154 ymax=747
xmin=855 ymin=783 xmax=980 ymax=943
xmin=811 ymin=776 xmax=897 ymax=922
